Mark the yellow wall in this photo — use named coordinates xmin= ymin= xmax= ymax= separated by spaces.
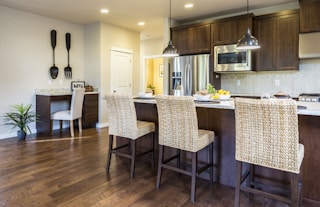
xmin=146 ymin=58 xmax=163 ymax=94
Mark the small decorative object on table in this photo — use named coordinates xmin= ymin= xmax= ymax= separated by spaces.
xmin=146 ymin=84 xmax=155 ymax=95
xmin=71 ymin=81 xmax=85 ymax=91
xmin=85 ymin=84 xmax=94 ymax=92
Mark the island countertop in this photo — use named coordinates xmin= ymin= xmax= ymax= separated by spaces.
xmin=133 ymin=97 xmax=320 ymax=116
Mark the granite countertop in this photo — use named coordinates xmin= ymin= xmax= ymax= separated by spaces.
xmin=133 ymin=97 xmax=320 ymax=116
xmin=35 ymin=88 xmax=98 ymax=96
xmin=36 ymin=91 xmax=99 ymax=96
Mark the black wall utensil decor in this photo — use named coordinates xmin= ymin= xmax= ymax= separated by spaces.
xmin=64 ymin=33 xmax=72 ymax=79
xmin=49 ymin=30 xmax=59 ymax=79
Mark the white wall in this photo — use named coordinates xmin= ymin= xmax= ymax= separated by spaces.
xmin=140 ymin=37 xmax=164 ymax=92
xmin=0 ymin=5 xmax=141 ymax=138
xmin=84 ymin=22 xmax=141 ymax=127
xmin=0 ymin=6 xmax=84 ymax=139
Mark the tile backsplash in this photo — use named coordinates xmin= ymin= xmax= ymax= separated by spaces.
xmin=221 ymin=59 xmax=320 ymax=98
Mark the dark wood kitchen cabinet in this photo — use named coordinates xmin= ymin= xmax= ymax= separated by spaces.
xmin=171 ymin=24 xmax=211 ymax=55
xmin=36 ymin=93 xmax=99 ymax=136
xmin=211 ymin=14 xmax=253 ymax=46
xmin=82 ymin=93 xmax=99 ymax=128
xmin=255 ymin=10 xmax=299 ymax=71
xmin=299 ymin=0 xmax=320 ymax=33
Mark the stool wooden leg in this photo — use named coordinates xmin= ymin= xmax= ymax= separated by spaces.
xmin=151 ymin=132 xmax=155 ymax=169
xmin=235 ymin=160 xmax=242 ymax=207
xmin=191 ymin=152 xmax=197 ymax=203
xmin=156 ymin=145 xmax=164 ymax=188
xmin=130 ymin=139 xmax=136 ymax=179
xmin=177 ymin=149 xmax=181 ymax=168
xmin=209 ymin=142 xmax=213 ymax=185
xmin=106 ymin=135 xmax=113 ymax=172
xmin=291 ymin=172 xmax=300 ymax=207
xmin=298 ymin=169 xmax=302 ymax=207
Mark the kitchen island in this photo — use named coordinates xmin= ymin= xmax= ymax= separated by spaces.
xmin=132 ymin=97 xmax=320 ymax=207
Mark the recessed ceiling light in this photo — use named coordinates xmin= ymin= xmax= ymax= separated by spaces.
xmin=138 ymin=22 xmax=145 ymax=26
xmin=100 ymin=9 xmax=109 ymax=14
xmin=184 ymin=3 xmax=194 ymax=9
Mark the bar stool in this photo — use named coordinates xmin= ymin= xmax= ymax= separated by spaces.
xmin=105 ymin=94 xmax=155 ymax=179
xmin=155 ymin=95 xmax=215 ymax=203
xmin=234 ymin=98 xmax=304 ymax=207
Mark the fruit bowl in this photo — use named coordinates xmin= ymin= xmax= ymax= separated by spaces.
xmin=138 ymin=92 xmax=153 ymax=98
xmin=219 ymin=94 xmax=231 ymax=100
xmin=193 ymin=94 xmax=211 ymax=101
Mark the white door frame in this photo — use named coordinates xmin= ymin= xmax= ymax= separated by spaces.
xmin=110 ymin=47 xmax=133 ymax=94
xmin=142 ymin=55 xmax=169 ymax=95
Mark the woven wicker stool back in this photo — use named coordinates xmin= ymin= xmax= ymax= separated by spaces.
xmin=155 ymin=95 xmax=215 ymax=202
xmin=156 ymin=95 xmax=201 ymax=152
xmin=234 ymin=98 xmax=304 ymax=207
xmin=105 ymin=94 xmax=155 ymax=179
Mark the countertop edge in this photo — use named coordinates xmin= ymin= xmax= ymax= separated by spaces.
xmin=134 ymin=98 xmax=320 ymax=116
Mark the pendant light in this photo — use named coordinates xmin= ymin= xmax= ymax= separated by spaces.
xmin=236 ymin=0 xmax=260 ymax=50
xmin=162 ymin=0 xmax=179 ymax=57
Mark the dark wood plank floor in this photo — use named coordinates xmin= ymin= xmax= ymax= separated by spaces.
xmin=0 ymin=128 xmax=290 ymax=207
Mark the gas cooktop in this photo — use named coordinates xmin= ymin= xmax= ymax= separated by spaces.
xmin=298 ymin=93 xmax=320 ymax=102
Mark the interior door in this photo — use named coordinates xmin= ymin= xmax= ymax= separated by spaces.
xmin=110 ymin=50 xmax=132 ymax=94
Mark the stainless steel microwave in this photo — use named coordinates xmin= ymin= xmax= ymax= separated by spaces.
xmin=214 ymin=44 xmax=252 ymax=73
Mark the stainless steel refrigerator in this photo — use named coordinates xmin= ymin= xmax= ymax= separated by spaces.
xmin=169 ymin=54 xmax=210 ymax=96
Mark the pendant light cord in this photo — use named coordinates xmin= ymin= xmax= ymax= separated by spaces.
xmin=170 ymin=0 xmax=172 ymax=28
xmin=169 ymin=0 xmax=172 ymax=40
xmin=246 ymin=0 xmax=249 ymax=28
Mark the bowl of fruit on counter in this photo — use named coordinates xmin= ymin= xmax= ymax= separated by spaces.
xmin=212 ymin=89 xmax=231 ymax=100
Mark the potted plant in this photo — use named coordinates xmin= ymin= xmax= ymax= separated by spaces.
xmin=147 ymin=84 xmax=155 ymax=95
xmin=3 ymin=103 xmax=38 ymax=140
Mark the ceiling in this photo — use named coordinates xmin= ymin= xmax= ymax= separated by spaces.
xmin=0 ymin=0 xmax=297 ymax=40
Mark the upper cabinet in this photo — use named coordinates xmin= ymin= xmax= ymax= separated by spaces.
xmin=172 ymin=24 xmax=211 ymax=55
xmin=299 ymin=0 xmax=320 ymax=33
xmin=255 ymin=10 xmax=299 ymax=71
xmin=212 ymin=14 xmax=253 ymax=45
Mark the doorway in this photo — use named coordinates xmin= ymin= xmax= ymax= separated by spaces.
xmin=145 ymin=57 xmax=163 ymax=95
xmin=110 ymin=49 xmax=132 ymax=94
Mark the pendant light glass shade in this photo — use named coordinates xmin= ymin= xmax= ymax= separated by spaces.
xmin=236 ymin=0 xmax=260 ymax=50
xmin=163 ymin=0 xmax=179 ymax=57
xmin=236 ymin=27 xmax=260 ymax=50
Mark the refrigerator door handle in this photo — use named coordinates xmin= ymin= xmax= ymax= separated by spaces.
xmin=183 ymin=63 xmax=188 ymax=95
xmin=187 ymin=64 xmax=192 ymax=95
xmin=184 ymin=63 xmax=191 ymax=96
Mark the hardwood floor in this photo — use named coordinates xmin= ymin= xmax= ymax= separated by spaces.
xmin=0 ymin=128 xmax=290 ymax=207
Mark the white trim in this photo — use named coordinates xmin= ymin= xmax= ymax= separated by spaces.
xmin=110 ymin=47 xmax=132 ymax=54
xmin=142 ymin=55 xmax=163 ymax=92
xmin=96 ymin=122 xmax=108 ymax=128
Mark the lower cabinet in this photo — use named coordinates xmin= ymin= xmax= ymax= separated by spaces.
xmin=255 ymin=10 xmax=299 ymax=71
xmin=82 ymin=93 xmax=99 ymax=128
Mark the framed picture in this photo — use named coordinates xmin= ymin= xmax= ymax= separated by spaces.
xmin=71 ymin=81 xmax=85 ymax=91
xmin=159 ymin=64 xmax=164 ymax=77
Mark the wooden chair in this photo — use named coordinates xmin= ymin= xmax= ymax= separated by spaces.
xmin=50 ymin=88 xmax=85 ymax=137
xmin=155 ymin=95 xmax=215 ymax=203
xmin=105 ymin=94 xmax=155 ymax=179
xmin=234 ymin=98 xmax=304 ymax=207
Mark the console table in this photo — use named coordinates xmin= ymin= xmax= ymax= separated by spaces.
xmin=36 ymin=92 xmax=99 ymax=136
